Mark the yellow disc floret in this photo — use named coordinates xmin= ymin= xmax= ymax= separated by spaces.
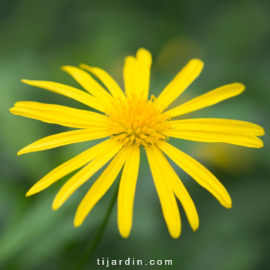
xmin=107 ymin=93 xmax=171 ymax=147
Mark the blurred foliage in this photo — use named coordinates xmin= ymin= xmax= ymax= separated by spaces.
xmin=0 ymin=0 xmax=270 ymax=269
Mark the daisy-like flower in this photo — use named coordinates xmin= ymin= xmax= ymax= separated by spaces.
xmin=10 ymin=48 xmax=264 ymax=238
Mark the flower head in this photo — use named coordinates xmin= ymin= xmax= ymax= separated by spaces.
xmin=10 ymin=48 xmax=264 ymax=238
xmin=107 ymin=93 xmax=170 ymax=147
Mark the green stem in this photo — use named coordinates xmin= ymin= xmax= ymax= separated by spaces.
xmin=76 ymin=180 xmax=119 ymax=270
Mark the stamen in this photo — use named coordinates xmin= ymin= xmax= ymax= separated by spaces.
xmin=107 ymin=94 xmax=170 ymax=147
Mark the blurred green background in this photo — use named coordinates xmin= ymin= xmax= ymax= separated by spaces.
xmin=0 ymin=0 xmax=269 ymax=269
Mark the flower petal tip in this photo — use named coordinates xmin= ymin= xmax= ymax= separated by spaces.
xmin=191 ymin=58 xmax=204 ymax=66
xmin=74 ymin=217 xmax=83 ymax=227
xmin=224 ymin=203 xmax=232 ymax=209
xmin=52 ymin=201 xmax=60 ymax=211
xmin=21 ymin=79 xmax=32 ymax=84
xmin=26 ymin=185 xmax=40 ymax=196
xmin=17 ymin=146 xmax=31 ymax=155
xmin=237 ymin=82 xmax=245 ymax=89
xmin=79 ymin=63 xmax=89 ymax=70
xmin=9 ymin=107 xmax=15 ymax=114
xmin=25 ymin=190 xmax=33 ymax=197
xmin=61 ymin=65 xmax=77 ymax=73
xmin=26 ymin=186 xmax=41 ymax=196
xmin=136 ymin=47 xmax=152 ymax=57
xmin=73 ymin=222 xmax=81 ymax=228
xmin=60 ymin=65 xmax=69 ymax=71
xmin=254 ymin=139 xmax=264 ymax=148
xmin=233 ymin=82 xmax=246 ymax=93
xmin=17 ymin=150 xmax=25 ymax=156
xmin=191 ymin=223 xmax=199 ymax=232
xmin=119 ymin=230 xmax=130 ymax=239
xmin=137 ymin=47 xmax=148 ymax=52
xmin=171 ymin=233 xmax=180 ymax=239
xmin=169 ymin=228 xmax=181 ymax=239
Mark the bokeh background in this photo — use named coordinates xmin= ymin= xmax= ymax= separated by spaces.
xmin=0 ymin=0 xmax=269 ymax=269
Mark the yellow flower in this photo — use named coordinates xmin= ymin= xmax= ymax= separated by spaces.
xmin=10 ymin=48 xmax=264 ymax=239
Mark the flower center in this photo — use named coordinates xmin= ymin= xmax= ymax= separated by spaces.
xmin=107 ymin=93 xmax=171 ymax=147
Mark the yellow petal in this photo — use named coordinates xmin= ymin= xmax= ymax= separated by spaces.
xmin=164 ymin=130 xmax=264 ymax=148
xmin=166 ymin=83 xmax=245 ymax=117
xmin=169 ymin=118 xmax=265 ymax=136
xmin=157 ymin=59 xmax=204 ymax=107
xmin=153 ymin=146 xmax=199 ymax=231
xmin=52 ymin=142 xmax=123 ymax=210
xmin=10 ymin=102 xmax=109 ymax=129
xmin=18 ymin=128 xmax=111 ymax=155
xmin=136 ymin=48 xmax=152 ymax=99
xmin=74 ymin=145 xmax=131 ymax=227
xmin=146 ymin=145 xmax=181 ymax=238
xmin=158 ymin=141 xmax=232 ymax=208
xmin=118 ymin=145 xmax=140 ymax=238
xmin=61 ymin=66 xmax=113 ymax=106
xmin=123 ymin=56 xmax=137 ymax=95
xmin=21 ymin=80 xmax=106 ymax=112
xmin=79 ymin=64 xmax=126 ymax=101
xmin=26 ymin=139 xmax=114 ymax=196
